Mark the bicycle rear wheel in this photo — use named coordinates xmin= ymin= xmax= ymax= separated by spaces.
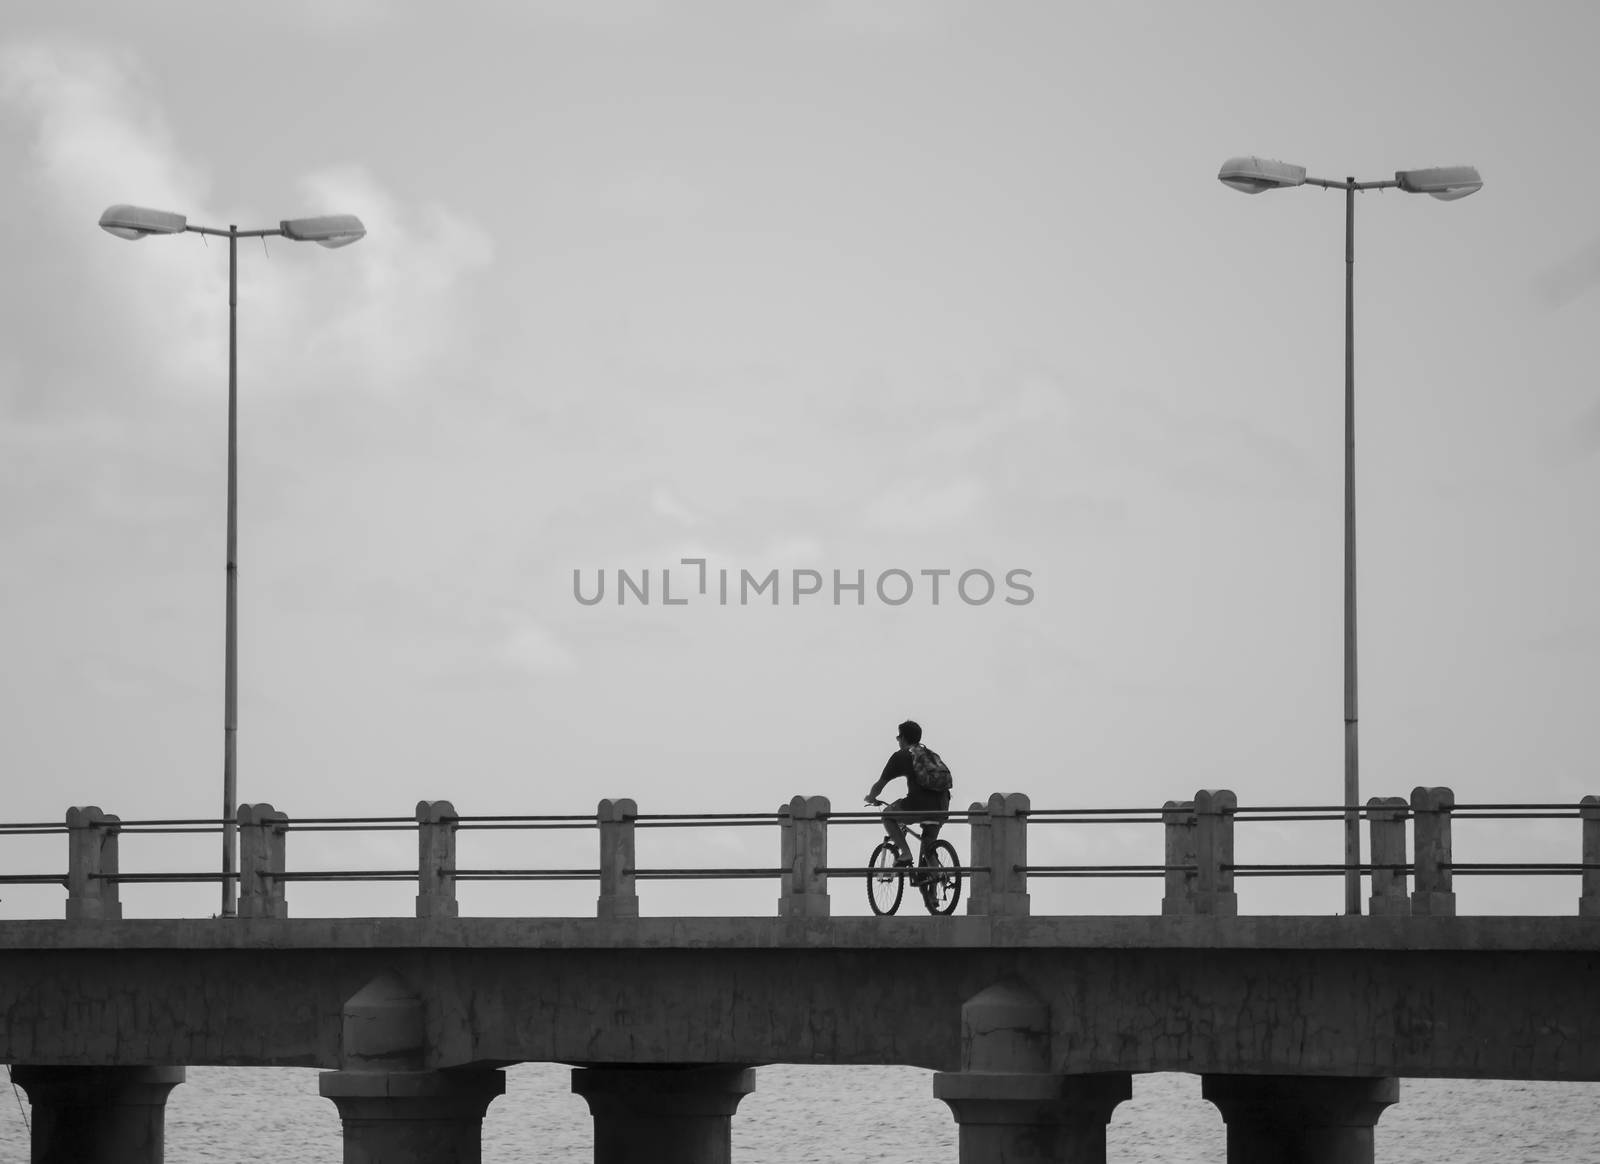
xmin=918 ymin=840 xmax=961 ymax=916
xmin=867 ymin=841 xmax=905 ymax=916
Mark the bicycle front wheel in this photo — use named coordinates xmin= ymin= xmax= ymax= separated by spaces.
xmin=919 ymin=840 xmax=962 ymax=916
xmin=867 ymin=841 xmax=905 ymax=916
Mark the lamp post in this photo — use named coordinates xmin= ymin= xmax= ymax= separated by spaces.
xmin=1216 ymin=158 xmax=1481 ymax=915
xmin=99 ymin=204 xmax=366 ymax=917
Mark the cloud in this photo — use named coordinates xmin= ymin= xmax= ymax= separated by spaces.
xmin=813 ymin=0 xmax=952 ymax=35
xmin=762 ymin=535 xmax=825 ymax=563
xmin=0 ymin=40 xmax=202 ymax=210
xmin=650 ymin=487 xmax=703 ymax=527
xmin=0 ymin=39 xmax=493 ymax=418
xmin=1533 ymin=237 xmax=1600 ymax=310
xmin=500 ymin=619 xmax=576 ymax=675
xmin=289 ymin=164 xmax=494 ymax=391
xmin=863 ymin=475 xmax=986 ymax=531
xmin=597 ymin=170 xmax=708 ymax=226
xmin=0 ymin=38 xmax=223 ymax=400
xmin=278 ymin=0 xmax=390 ymax=36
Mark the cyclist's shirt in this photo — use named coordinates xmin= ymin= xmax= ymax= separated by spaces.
xmin=877 ymin=748 xmax=951 ymax=814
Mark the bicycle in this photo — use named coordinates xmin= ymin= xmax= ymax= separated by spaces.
xmin=865 ymin=807 xmax=961 ymax=916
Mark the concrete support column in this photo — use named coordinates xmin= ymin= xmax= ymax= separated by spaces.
xmin=416 ymin=799 xmax=460 ymax=919
xmin=319 ymin=1069 xmax=506 ymax=1164
xmin=971 ymin=793 xmax=1030 ymax=917
xmin=778 ymin=794 xmax=830 ymax=918
xmin=933 ymin=980 xmax=1131 ymax=1164
xmin=965 ymin=801 xmax=991 ymax=915
xmin=1161 ymin=799 xmax=1196 ymax=915
xmin=319 ymin=971 xmax=506 ymax=1163
xmin=597 ymin=797 xmax=639 ymax=920
xmin=571 ymin=1065 xmax=756 ymax=1164
xmin=11 ymin=1065 xmax=185 ymax=1164
xmin=65 ymin=806 xmax=121 ymax=920
xmin=238 ymin=803 xmax=289 ymax=919
xmin=936 ymin=1073 xmax=1132 ymax=1164
xmin=1202 ymin=1075 xmax=1399 ymax=1164
xmin=1194 ymin=789 xmax=1238 ymax=916
xmin=1366 ymin=797 xmax=1410 ymax=917
xmin=1410 ymin=786 xmax=1456 ymax=917
xmin=1580 ymin=796 xmax=1600 ymax=917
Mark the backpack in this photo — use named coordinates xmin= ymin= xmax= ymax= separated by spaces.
xmin=909 ymin=743 xmax=953 ymax=793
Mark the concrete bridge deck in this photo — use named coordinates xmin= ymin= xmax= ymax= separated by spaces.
xmin=4 ymin=914 xmax=1598 ymax=1079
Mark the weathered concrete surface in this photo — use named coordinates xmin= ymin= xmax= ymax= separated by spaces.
xmin=2 ymin=916 xmax=1598 ymax=1080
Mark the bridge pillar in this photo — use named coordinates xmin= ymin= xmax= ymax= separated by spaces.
xmin=319 ymin=1069 xmax=506 ymax=1164
xmin=11 ymin=1065 xmax=185 ymax=1164
xmin=1580 ymin=796 xmax=1600 ymax=917
xmin=1367 ymin=797 xmax=1411 ymax=916
xmin=1161 ymin=799 xmax=1196 ymax=914
xmin=778 ymin=795 xmax=830 ymax=917
xmin=416 ymin=800 xmax=460 ymax=918
xmin=933 ymin=980 xmax=1131 ymax=1163
xmin=1410 ymin=786 xmax=1456 ymax=917
xmin=571 ymin=1064 xmax=756 ymax=1164
xmin=320 ymin=971 xmax=506 ymax=1162
xmin=1201 ymin=1075 xmax=1399 ymax=1164
xmin=65 ymin=806 xmax=121 ymax=920
xmin=238 ymin=803 xmax=289 ymax=919
xmin=935 ymin=1072 xmax=1131 ymax=1164
xmin=597 ymin=798 xmax=639 ymax=920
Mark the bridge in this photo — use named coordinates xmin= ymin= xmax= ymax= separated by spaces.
xmin=4 ymin=788 xmax=1600 ymax=1164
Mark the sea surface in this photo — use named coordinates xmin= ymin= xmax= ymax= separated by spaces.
xmin=4 ymin=1064 xmax=1597 ymax=1162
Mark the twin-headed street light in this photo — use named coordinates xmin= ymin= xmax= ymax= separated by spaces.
xmin=1217 ymin=157 xmax=1482 ymax=916
xmin=99 ymin=203 xmax=365 ymax=917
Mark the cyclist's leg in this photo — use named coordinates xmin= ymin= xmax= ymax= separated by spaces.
xmin=881 ymin=799 xmax=913 ymax=862
xmin=918 ymin=802 xmax=948 ymax=854
xmin=915 ymin=797 xmax=950 ymax=865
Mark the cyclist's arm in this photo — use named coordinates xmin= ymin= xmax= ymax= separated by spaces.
xmin=865 ymin=751 xmax=910 ymax=804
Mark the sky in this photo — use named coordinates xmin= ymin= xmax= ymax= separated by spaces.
xmin=2 ymin=1 xmax=1597 ymax=920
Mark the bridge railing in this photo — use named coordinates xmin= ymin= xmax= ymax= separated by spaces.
xmin=3 ymin=789 xmax=1599 ymax=920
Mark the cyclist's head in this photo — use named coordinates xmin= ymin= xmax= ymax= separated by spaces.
xmin=897 ymin=720 xmax=923 ymax=746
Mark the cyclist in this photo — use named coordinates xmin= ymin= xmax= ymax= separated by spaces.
xmin=863 ymin=719 xmax=951 ymax=870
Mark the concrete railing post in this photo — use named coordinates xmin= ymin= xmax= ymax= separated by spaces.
xmin=1581 ymin=796 xmax=1600 ymax=918
xmin=964 ymin=801 xmax=991 ymax=915
xmin=238 ymin=803 xmax=289 ymax=919
xmin=416 ymin=800 xmax=460 ymax=919
xmin=933 ymin=980 xmax=1132 ymax=1164
xmin=778 ymin=795 xmax=830 ymax=918
xmin=972 ymin=793 xmax=1031 ymax=917
xmin=1367 ymin=797 xmax=1410 ymax=917
xmin=1193 ymin=789 xmax=1238 ymax=916
xmin=597 ymin=798 xmax=639 ymax=920
xmin=65 ymin=806 xmax=121 ymax=921
xmin=1410 ymin=786 xmax=1456 ymax=917
xmin=1161 ymin=799 xmax=1197 ymax=915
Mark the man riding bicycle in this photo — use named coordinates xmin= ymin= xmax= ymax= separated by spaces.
xmin=863 ymin=719 xmax=952 ymax=868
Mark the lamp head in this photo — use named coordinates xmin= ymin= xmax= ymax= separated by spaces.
xmin=1395 ymin=166 xmax=1483 ymax=201
xmin=1217 ymin=156 xmax=1307 ymax=194
xmin=280 ymin=214 xmax=367 ymax=248
xmin=99 ymin=204 xmax=187 ymax=240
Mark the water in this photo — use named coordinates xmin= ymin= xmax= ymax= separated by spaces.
xmin=6 ymin=1064 xmax=1598 ymax=1162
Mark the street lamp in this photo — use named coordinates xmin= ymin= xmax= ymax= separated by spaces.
xmin=1216 ymin=157 xmax=1481 ymax=916
xmin=99 ymin=203 xmax=366 ymax=917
